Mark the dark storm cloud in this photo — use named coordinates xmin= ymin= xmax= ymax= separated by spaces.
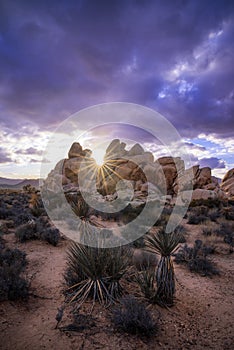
xmin=0 ymin=0 xmax=234 ymax=138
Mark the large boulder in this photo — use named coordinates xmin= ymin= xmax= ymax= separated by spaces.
xmin=68 ymin=142 xmax=84 ymax=158
xmin=191 ymin=188 xmax=227 ymax=201
xmin=192 ymin=189 xmax=217 ymax=201
xmin=194 ymin=167 xmax=212 ymax=188
xmin=173 ymin=165 xmax=212 ymax=193
xmin=157 ymin=157 xmax=185 ymax=194
xmin=128 ymin=143 xmax=145 ymax=156
xmin=221 ymin=168 xmax=234 ymax=197
xmin=157 ymin=157 xmax=185 ymax=173
xmin=105 ymin=139 xmax=127 ymax=160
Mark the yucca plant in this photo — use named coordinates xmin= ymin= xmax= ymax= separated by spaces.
xmin=65 ymin=192 xmax=89 ymax=218
xmin=64 ymin=239 xmax=130 ymax=308
xmin=135 ymin=266 xmax=155 ymax=300
xmin=145 ymin=228 xmax=182 ymax=307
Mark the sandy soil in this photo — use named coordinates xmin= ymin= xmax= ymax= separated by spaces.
xmin=0 ymin=222 xmax=234 ymax=350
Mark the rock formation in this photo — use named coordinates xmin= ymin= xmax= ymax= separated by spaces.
xmin=221 ymin=168 xmax=234 ymax=197
xmin=42 ymin=139 xmax=232 ymax=203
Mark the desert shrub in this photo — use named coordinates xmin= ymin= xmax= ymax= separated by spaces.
xmin=189 ymin=198 xmax=222 ymax=209
xmin=202 ymin=227 xmax=213 ymax=236
xmin=207 ymin=209 xmax=220 ymax=222
xmin=174 ymin=240 xmax=219 ymax=276
xmin=29 ymin=193 xmax=46 ymax=217
xmin=221 ymin=206 xmax=234 ymax=221
xmin=15 ymin=219 xmax=61 ymax=246
xmin=15 ymin=221 xmax=38 ymax=242
xmin=23 ymin=184 xmax=36 ymax=193
xmin=187 ymin=213 xmax=207 ymax=225
xmin=215 ymin=223 xmax=233 ymax=237
xmin=111 ymin=295 xmax=156 ymax=336
xmin=0 ymin=247 xmax=29 ymax=301
xmin=188 ymin=257 xmax=219 ymax=276
xmin=40 ymin=227 xmax=60 ymax=246
xmin=64 ymin=241 xmax=130 ymax=307
xmin=0 ymin=207 xmax=13 ymax=220
xmin=215 ymin=223 xmax=234 ymax=252
xmin=13 ymin=211 xmax=33 ymax=226
xmin=224 ymin=235 xmax=233 ymax=249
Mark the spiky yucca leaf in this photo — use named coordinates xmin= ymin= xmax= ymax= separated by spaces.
xmin=145 ymin=228 xmax=182 ymax=256
xmin=64 ymin=240 xmax=130 ymax=308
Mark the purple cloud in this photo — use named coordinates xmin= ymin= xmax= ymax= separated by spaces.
xmin=15 ymin=147 xmax=43 ymax=156
xmin=0 ymin=148 xmax=12 ymax=163
xmin=198 ymin=157 xmax=226 ymax=169
xmin=0 ymin=0 xmax=233 ymax=140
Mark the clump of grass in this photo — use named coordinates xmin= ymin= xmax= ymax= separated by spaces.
xmin=111 ymin=295 xmax=157 ymax=336
xmin=174 ymin=240 xmax=219 ymax=276
xmin=64 ymin=240 xmax=130 ymax=308
xmin=0 ymin=247 xmax=29 ymax=301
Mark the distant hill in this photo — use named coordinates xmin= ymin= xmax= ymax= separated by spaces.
xmin=0 ymin=178 xmax=40 ymax=189
xmin=0 ymin=177 xmax=23 ymax=185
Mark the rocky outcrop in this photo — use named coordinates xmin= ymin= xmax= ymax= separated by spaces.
xmin=173 ymin=165 xmax=213 ymax=193
xmin=221 ymin=168 xmax=234 ymax=197
xmin=42 ymin=139 xmax=230 ymax=203
xmin=191 ymin=188 xmax=227 ymax=201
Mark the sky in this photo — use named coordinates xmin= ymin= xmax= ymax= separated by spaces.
xmin=0 ymin=0 xmax=234 ymax=179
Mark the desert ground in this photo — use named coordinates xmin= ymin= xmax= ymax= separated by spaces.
xmin=0 ymin=189 xmax=233 ymax=350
